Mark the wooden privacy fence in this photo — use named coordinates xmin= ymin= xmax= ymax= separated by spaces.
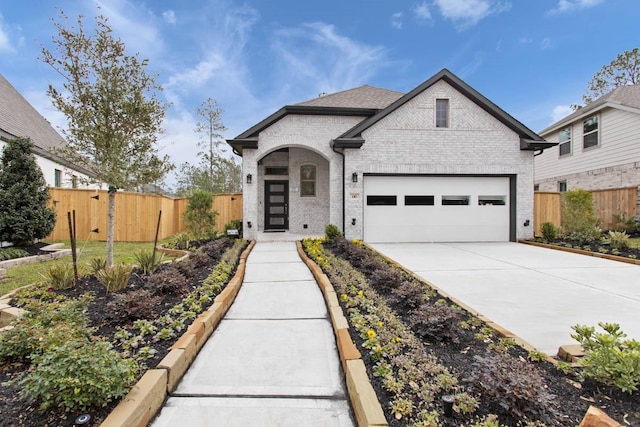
xmin=534 ymin=187 xmax=638 ymax=236
xmin=46 ymin=188 xmax=243 ymax=242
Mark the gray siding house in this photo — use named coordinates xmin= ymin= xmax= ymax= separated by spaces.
xmin=228 ymin=69 xmax=552 ymax=242
xmin=535 ymin=85 xmax=640 ymax=199
xmin=0 ymin=74 xmax=99 ymax=189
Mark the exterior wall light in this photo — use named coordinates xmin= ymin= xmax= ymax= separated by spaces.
xmin=351 ymin=218 xmax=356 ymax=225
xmin=246 ymin=174 xmax=252 ymax=184
xmin=247 ymin=221 xmax=252 ymax=228
xmin=352 ymin=172 xmax=358 ymax=183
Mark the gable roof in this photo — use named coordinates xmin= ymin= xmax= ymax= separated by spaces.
xmin=296 ymin=85 xmax=403 ymax=109
xmin=0 ymin=74 xmax=94 ymax=176
xmin=228 ymin=68 xmax=552 ymax=155
xmin=539 ymin=85 xmax=640 ymax=136
xmin=333 ymin=69 xmax=549 ymax=150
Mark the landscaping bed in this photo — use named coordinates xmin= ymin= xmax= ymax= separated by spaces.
xmin=303 ymin=237 xmax=640 ymax=426
xmin=0 ymin=237 xmax=247 ymax=427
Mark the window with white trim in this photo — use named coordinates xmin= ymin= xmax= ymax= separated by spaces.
xmin=583 ymin=116 xmax=599 ymax=149
xmin=435 ymin=99 xmax=449 ymax=128
xmin=558 ymin=127 xmax=571 ymax=156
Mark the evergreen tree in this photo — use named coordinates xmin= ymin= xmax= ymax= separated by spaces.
xmin=0 ymin=138 xmax=56 ymax=246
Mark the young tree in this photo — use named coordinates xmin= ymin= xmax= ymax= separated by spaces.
xmin=195 ymin=98 xmax=227 ymax=191
xmin=0 ymin=138 xmax=56 ymax=246
xmin=582 ymin=47 xmax=640 ymax=105
xmin=182 ymin=190 xmax=218 ymax=239
xmin=41 ymin=10 xmax=173 ymax=265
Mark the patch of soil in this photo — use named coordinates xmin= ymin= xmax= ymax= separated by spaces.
xmin=532 ymin=236 xmax=640 ymax=259
xmin=324 ymin=238 xmax=640 ymax=426
xmin=0 ymin=238 xmax=239 ymax=427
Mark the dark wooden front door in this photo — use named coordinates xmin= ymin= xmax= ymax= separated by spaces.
xmin=264 ymin=181 xmax=289 ymax=230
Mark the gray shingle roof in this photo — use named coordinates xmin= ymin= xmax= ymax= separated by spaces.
xmin=295 ymin=85 xmax=403 ymax=109
xmin=540 ymin=84 xmax=640 ymax=135
xmin=0 ymin=74 xmax=66 ymax=151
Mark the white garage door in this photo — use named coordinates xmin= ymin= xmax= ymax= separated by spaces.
xmin=364 ymin=176 xmax=511 ymax=242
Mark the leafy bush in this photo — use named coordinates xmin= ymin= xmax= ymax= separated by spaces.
xmin=167 ymin=231 xmax=193 ymax=250
xmin=324 ymin=223 xmax=343 ymax=243
xmin=19 ymin=339 xmax=137 ymax=411
xmin=89 ymin=256 xmax=107 ymax=274
xmin=183 ymin=190 xmax=219 ymax=239
xmin=134 ymin=248 xmax=164 ymax=275
xmin=408 ymin=303 xmax=463 ymax=342
xmin=612 ymin=212 xmax=637 ymax=233
xmin=95 ymin=263 xmax=133 ymax=292
xmin=0 ymin=247 xmax=29 ymax=261
xmin=602 ymin=230 xmax=630 ymax=251
xmin=199 ymin=238 xmax=231 ymax=263
xmin=561 ymin=189 xmax=600 ymax=243
xmin=540 ymin=222 xmax=558 ymax=242
xmin=465 ymin=351 xmax=559 ymax=423
xmin=148 ymin=267 xmax=187 ymax=296
xmin=173 ymin=259 xmax=195 ymax=278
xmin=389 ymin=281 xmax=426 ymax=310
xmin=571 ymin=322 xmax=640 ymax=393
xmin=107 ymin=289 xmax=161 ymax=321
xmin=189 ymin=251 xmax=211 ymax=268
xmin=0 ymin=298 xmax=90 ymax=363
xmin=43 ymin=262 xmax=76 ymax=289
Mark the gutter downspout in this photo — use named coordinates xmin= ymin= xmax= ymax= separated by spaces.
xmin=331 ymin=141 xmax=346 ymax=233
xmin=533 ymin=149 xmax=544 ymax=157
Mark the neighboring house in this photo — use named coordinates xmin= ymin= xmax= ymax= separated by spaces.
xmin=228 ymin=69 xmax=553 ymax=243
xmin=0 ymin=73 xmax=101 ymax=189
xmin=535 ymin=85 xmax=640 ymax=200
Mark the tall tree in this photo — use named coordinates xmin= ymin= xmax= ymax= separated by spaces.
xmin=41 ymin=10 xmax=173 ymax=265
xmin=0 ymin=138 xmax=56 ymax=246
xmin=194 ymin=98 xmax=227 ymax=190
xmin=582 ymin=47 xmax=640 ymax=105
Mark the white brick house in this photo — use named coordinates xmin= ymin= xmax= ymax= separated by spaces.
xmin=535 ymin=85 xmax=640 ymax=202
xmin=228 ymin=69 xmax=553 ymax=242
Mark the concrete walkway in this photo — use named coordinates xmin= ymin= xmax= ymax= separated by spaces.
xmin=371 ymin=242 xmax=640 ymax=355
xmin=152 ymin=242 xmax=355 ymax=427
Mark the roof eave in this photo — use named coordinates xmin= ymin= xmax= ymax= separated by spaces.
xmin=331 ymin=137 xmax=365 ymax=149
xmin=520 ymin=138 xmax=557 ymax=151
xmin=226 ymin=138 xmax=258 ymax=156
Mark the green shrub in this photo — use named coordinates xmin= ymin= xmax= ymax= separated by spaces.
xmin=134 ymin=248 xmax=164 ymax=275
xmin=571 ymin=322 xmax=640 ymax=393
xmin=96 ymin=263 xmax=133 ymax=292
xmin=183 ymin=190 xmax=219 ymax=239
xmin=0 ymin=298 xmax=90 ymax=363
xmin=43 ymin=262 xmax=76 ymax=289
xmin=0 ymin=247 xmax=29 ymax=261
xmin=324 ymin=224 xmax=343 ymax=243
xmin=19 ymin=339 xmax=137 ymax=411
xmin=613 ymin=212 xmax=637 ymax=233
xmin=89 ymin=256 xmax=107 ymax=274
xmin=602 ymin=230 xmax=630 ymax=251
xmin=167 ymin=231 xmax=192 ymax=250
xmin=540 ymin=222 xmax=558 ymax=242
xmin=561 ymin=189 xmax=601 ymax=243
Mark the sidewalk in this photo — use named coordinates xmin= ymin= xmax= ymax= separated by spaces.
xmin=151 ymin=242 xmax=355 ymax=426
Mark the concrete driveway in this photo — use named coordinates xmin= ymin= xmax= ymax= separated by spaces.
xmin=369 ymin=242 xmax=640 ymax=355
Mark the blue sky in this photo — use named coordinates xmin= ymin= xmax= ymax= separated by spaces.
xmin=1 ymin=0 xmax=638 ymax=188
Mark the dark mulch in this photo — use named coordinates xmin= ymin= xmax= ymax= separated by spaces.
xmin=3 ymin=242 xmax=51 ymax=257
xmin=532 ymin=236 xmax=640 ymax=259
xmin=0 ymin=237 xmax=237 ymax=427
xmin=324 ymin=239 xmax=640 ymax=426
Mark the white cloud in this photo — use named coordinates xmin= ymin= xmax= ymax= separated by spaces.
xmin=162 ymin=10 xmax=177 ymax=25
xmin=548 ymin=0 xmax=605 ymax=14
xmin=519 ymin=37 xmax=533 ymax=44
xmin=391 ymin=12 xmax=403 ymax=29
xmin=551 ymin=105 xmax=573 ymax=122
xmin=433 ymin=0 xmax=511 ymax=29
xmin=540 ymin=38 xmax=552 ymax=50
xmin=0 ymin=14 xmax=16 ymax=54
xmin=270 ymin=22 xmax=390 ymax=98
xmin=413 ymin=2 xmax=432 ymax=20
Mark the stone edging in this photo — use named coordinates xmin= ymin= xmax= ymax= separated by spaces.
xmin=100 ymin=240 xmax=256 ymax=427
xmin=295 ymin=241 xmax=388 ymax=427
xmin=519 ymin=239 xmax=640 ymax=265
xmin=0 ymin=243 xmax=71 ymax=269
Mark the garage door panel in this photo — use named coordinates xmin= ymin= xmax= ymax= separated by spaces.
xmin=364 ymin=176 xmax=510 ymax=243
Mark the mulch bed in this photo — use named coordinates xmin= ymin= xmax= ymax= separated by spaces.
xmin=323 ymin=238 xmax=640 ymax=426
xmin=0 ymin=238 xmax=237 ymax=427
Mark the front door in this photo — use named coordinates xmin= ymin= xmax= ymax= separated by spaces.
xmin=265 ymin=180 xmax=289 ymax=230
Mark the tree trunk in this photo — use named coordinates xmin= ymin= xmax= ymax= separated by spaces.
xmin=107 ymin=187 xmax=116 ymax=266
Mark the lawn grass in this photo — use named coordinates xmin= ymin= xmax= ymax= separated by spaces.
xmin=0 ymin=240 xmax=163 ymax=296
